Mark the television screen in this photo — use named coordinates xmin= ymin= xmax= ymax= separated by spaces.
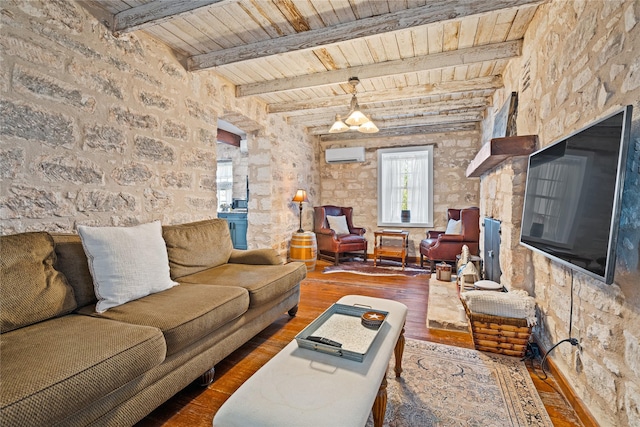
xmin=520 ymin=105 xmax=632 ymax=284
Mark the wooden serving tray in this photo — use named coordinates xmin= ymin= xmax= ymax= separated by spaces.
xmin=295 ymin=303 xmax=388 ymax=362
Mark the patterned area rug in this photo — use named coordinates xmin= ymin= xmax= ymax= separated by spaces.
xmin=322 ymin=260 xmax=430 ymax=277
xmin=366 ymin=339 xmax=553 ymax=427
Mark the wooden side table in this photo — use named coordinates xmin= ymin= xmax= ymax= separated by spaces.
xmin=373 ymin=230 xmax=409 ymax=269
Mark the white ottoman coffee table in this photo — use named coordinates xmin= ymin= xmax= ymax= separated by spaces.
xmin=213 ymin=295 xmax=408 ymax=427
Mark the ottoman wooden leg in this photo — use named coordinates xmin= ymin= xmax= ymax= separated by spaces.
xmin=394 ymin=325 xmax=405 ymax=377
xmin=373 ymin=376 xmax=388 ymax=427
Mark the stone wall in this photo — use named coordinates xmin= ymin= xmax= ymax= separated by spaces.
xmin=318 ymin=131 xmax=481 ymax=258
xmin=479 ymin=155 xmax=533 ymax=293
xmin=480 ymin=1 xmax=640 ymax=425
xmin=0 ymin=1 xmax=319 ymax=257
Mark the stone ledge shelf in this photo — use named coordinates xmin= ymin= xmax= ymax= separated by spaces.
xmin=466 ymin=135 xmax=538 ymax=178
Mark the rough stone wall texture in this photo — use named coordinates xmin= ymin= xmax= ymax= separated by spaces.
xmin=0 ymin=1 xmax=318 ymax=258
xmin=480 ymin=1 xmax=640 ymax=426
xmin=479 ymin=156 xmax=533 ymax=293
xmin=318 ymin=131 xmax=481 ymax=258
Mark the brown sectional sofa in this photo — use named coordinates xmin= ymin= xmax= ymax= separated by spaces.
xmin=0 ymin=219 xmax=306 ymax=427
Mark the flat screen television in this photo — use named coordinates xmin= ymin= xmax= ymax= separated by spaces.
xmin=520 ymin=105 xmax=632 ymax=284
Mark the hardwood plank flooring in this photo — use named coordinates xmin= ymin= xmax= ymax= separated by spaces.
xmin=137 ymin=260 xmax=583 ymax=427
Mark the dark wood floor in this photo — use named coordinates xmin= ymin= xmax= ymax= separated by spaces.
xmin=137 ymin=260 xmax=583 ymax=427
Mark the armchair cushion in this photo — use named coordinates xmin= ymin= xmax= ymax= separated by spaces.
xmin=326 ymin=215 xmax=350 ymax=235
xmin=445 ymin=219 xmax=462 ymax=235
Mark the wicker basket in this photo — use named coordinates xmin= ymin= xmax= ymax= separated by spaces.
xmin=461 ymin=299 xmax=532 ymax=357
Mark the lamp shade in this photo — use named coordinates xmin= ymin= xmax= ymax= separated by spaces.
xmin=292 ymin=189 xmax=308 ymax=203
xmin=329 ymin=116 xmax=349 ymax=133
xmin=358 ymin=119 xmax=379 ymax=133
xmin=345 ymin=109 xmax=369 ymax=126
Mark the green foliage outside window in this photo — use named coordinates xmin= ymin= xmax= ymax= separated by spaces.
xmin=401 ymin=163 xmax=409 ymax=211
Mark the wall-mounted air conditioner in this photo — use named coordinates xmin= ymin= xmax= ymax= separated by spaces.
xmin=325 ymin=147 xmax=365 ymax=164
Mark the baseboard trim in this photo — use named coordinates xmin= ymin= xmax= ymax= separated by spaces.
xmin=535 ymin=339 xmax=599 ymax=427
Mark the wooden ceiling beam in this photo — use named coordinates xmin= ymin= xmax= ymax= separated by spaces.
xmin=237 ymin=40 xmax=521 ymax=97
xmin=188 ymin=0 xmax=542 ymax=70
xmin=216 ymin=129 xmax=242 ymax=146
xmin=268 ymin=76 xmax=503 ymax=113
xmin=285 ymin=97 xmax=491 ymax=125
xmin=307 ymin=112 xmax=483 ymax=135
xmin=112 ymin=0 xmax=227 ymax=35
xmin=318 ymin=123 xmax=480 ymax=141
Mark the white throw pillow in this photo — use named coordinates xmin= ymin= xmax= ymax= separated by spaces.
xmin=445 ymin=218 xmax=462 ymax=235
xmin=78 ymin=221 xmax=178 ymax=313
xmin=326 ymin=215 xmax=351 ymax=235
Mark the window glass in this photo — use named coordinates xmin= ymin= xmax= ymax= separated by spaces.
xmin=377 ymin=146 xmax=433 ymax=227
xmin=216 ymin=160 xmax=233 ymax=209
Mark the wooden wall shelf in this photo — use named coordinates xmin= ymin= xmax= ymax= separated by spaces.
xmin=466 ymin=135 xmax=538 ymax=178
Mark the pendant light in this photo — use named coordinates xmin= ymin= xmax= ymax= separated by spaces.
xmin=329 ymin=77 xmax=378 ymax=134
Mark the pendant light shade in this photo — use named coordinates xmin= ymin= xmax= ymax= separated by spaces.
xmin=345 ymin=109 xmax=369 ymax=126
xmin=329 ymin=115 xmax=349 ymax=133
xmin=358 ymin=119 xmax=379 ymax=133
xmin=329 ymin=77 xmax=378 ymax=133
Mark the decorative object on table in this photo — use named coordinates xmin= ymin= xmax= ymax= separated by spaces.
xmin=459 ymin=244 xmax=470 ymax=265
xmin=314 ymin=205 xmax=367 ymax=265
xmin=329 ymin=77 xmax=379 ymax=134
xmin=435 ymin=262 xmax=452 ymax=281
xmin=295 ymin=303 xmax=388 ymax=362
xmin=460 ymin=289 xmax=536 ymax=357
xmin=457 ymin=259 xmax=480 ymax=284
xmin=473 ymin=279 xmax=503 ymax=291
xmin=292 ymin=189 xmax=309 ymax=232
xmin=322 ymin=260 xmax=429 ymax=277
xmin=361 ymin=311 xmax=386 ymax=329
xmin=419 ymin=207 xmax=480 ymax=270
xmin=289 ymin=231 xmax=317 ymax=272
xmin=455 ymin=244 xmax=481 ymax=292
xmin=365 ymin=338 xmax=553 ymax=427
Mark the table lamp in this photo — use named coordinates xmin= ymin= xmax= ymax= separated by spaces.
xmin=292 ymin=189 xmax=309 ymax=233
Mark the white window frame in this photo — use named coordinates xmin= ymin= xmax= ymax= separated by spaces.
xmin=377 ymin=146 xmax=434 ymax=227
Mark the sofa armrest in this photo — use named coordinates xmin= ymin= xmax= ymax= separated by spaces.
xmin=228 ymin=249 xmax=283 ymax=265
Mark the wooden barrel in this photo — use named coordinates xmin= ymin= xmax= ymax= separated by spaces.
xmin=290 ymin=232 xmax=317 ymax=272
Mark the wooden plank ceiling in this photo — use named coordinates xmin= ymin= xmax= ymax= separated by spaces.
xmin=84 ymin=0 xmax=542 ymax=140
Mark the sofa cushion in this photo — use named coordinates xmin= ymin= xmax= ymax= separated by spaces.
xmin=162 ymin=219 xmax=234 ymax=279
xmin=77 ymin=284 xmax=249 ymax=356
xmin=52 ymin=233 xmax=97 ymax=308
xmin=178 ymin=262 xmax=306 ymax=308
xmin=0 ymin=314 xmax=165 ymax=426
xmin=78 ymin=221 xmax=178 ymax=313
xmin=0 ymin=232 xmax=77 ymax=332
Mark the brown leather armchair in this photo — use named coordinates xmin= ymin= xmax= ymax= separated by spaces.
xmin=314 ymin=206 xmax=367 ymax=265
xmin=419 ymin=207 xmax=480 ymax=270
